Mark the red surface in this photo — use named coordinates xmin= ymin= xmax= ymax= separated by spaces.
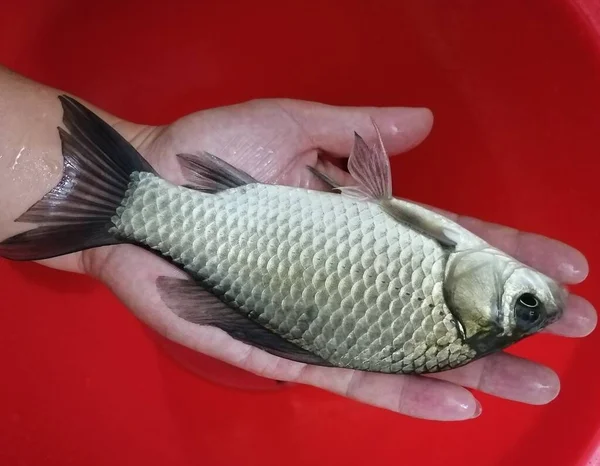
xmin=1 ymin=1 xmax=600 ymax=465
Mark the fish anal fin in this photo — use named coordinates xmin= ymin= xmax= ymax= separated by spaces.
xmin=156 ymin=276 xmax=333 ymax=367
xmin=176 ymin=152 xmax=258 ymax=193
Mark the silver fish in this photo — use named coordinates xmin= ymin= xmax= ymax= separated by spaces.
xmin=0 ymin=96 xmax=567 ymax=374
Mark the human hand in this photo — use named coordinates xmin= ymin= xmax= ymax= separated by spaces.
xmin=35 ymin=98 xmax=597 ymax=421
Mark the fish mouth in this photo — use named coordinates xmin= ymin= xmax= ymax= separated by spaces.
xmin=547 ymin=285 xmax=569 ymax=325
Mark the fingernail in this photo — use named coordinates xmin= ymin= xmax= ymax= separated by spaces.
xmin=558 ymin=262 xmax=587 ymax=282
xmin=472 ymin=400 xmax=482 ymax=418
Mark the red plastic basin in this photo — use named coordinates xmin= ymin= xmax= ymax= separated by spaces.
xmin=1 ymin=1 xmax=599 ymax=465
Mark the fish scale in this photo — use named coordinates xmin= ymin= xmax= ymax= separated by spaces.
xmin=111 ymin=172 xmax=476 ymax=373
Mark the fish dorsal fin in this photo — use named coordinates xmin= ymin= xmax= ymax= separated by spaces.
xmin=156 ymin=276 xmax=333 ymax=367
xmin=176 ymin=152 xmax=258 ymax=193
xmin=309 ymin=120 xmax=458 ymax=249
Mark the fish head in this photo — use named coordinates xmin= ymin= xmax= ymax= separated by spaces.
xmin=443 ymin=248 xmax=567 ymax=356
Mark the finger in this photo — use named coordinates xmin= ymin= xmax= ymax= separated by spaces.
xmin=304 ymin=154 xmax=589 ymax=286
xmin=454 ymin=215 xmax=589 ymax=284
xmin=428 ymin=352 xmax=559 ymax=405
xmin=544 ymin=294 xmax=597 ymax=337
xmin=401 ymin=201 xmax=596 ymax=336
xmin=303 ymin=164 xmax=595 ymax=338
xmin=401 ymin=200 xmax=589 ymax=285
xmin=296 ymin=365 xmax=480 ymax=421
xmin=237 ymin=343 xmax=479 ymax=420
xmin=87 ymin=245 xmax=481 ymax=421
xmin=36 ymin=253 xmax=85 ymax=274
xmin=283 ymin=100 xmax=434 ymax=156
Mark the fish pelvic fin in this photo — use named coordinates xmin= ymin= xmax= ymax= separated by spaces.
xmin=306 ymin=165 xmax=341 ymax=190
xmin=176 ymin=152 xmax=258 ymax=193
xmin=346 ymin=119 xmax=393 ymax=200
xmin=156 ymin=276 xmax=334 ymax=367
xmin=306 ymin=120 xmax=391 ymax=200
xmin=0 ymin=95 xmax=155 ymax=261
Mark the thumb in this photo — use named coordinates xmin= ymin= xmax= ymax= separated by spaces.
xmin=277 ymin=99 xmax=434 ymax=157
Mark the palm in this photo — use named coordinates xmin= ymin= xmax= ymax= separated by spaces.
xmin=145 ymin=99 xmax=362 ymax=189
xmin=43 ymin=98 xmax=595 ymax=421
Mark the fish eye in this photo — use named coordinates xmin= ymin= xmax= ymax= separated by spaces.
xmin=515 ymin=293 xmax=544 ymax=328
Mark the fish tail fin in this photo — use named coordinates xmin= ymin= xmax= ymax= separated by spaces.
xmin=0 ymin=95 xmax=157 ymax=261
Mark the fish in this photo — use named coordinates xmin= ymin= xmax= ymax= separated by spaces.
xmin=0 ymin=95 xmax=568 ymax=374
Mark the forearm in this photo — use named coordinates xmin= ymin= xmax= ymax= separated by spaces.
xmin=0 ymin=66 xmax=143 ymax=240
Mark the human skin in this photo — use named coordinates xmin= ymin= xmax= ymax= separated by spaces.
xmin=0 ymin=64 xmax=596 ymax=421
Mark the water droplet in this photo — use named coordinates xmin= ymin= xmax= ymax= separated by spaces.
xmin=10 ymin=147 xmax=25 ymax=170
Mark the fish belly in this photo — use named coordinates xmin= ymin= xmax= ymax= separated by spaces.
xmin=112 ymin=172 xmax=474 ymax=373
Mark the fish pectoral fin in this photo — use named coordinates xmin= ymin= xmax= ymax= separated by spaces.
xmin=176 ymin=152 xmax=259 ymax=193
xmin=156 ymin=276 xmax=333 ymax=367
xmin=380 ymin=200 xmax=458 ymax=249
